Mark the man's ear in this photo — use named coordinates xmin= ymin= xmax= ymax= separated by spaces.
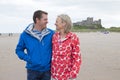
xmin=36 ymin=18 xmax=40 ymax=23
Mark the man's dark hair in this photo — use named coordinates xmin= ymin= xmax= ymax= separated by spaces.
xmin=33 ymin=10 xmax=48 ymax=23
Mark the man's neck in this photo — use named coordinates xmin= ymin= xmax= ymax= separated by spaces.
xmin=33 ymin=24 xmax=45 ymax=31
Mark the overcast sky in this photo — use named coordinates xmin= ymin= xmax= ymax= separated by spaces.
xmin=0 ymin=0 xmax=120 ymax=33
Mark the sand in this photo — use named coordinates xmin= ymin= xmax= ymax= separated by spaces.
xmin=0 ymin=32 xmax=120 ymax=80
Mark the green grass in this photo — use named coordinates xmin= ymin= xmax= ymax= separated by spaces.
xmin=106 ymin=27 xmax=120 ymax=32
xmin=72 ymin=26 xmax=120 ymax=32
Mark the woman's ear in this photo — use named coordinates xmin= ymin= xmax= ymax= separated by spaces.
xmin=62 ymin=22 xmax=66 ymax=27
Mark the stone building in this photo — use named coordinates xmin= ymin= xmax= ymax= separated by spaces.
xmin=73 ymin=17 xmax=102 ymax=27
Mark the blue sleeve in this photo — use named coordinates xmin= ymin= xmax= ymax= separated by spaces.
xmin=15 ymin=33 xmax=31 ymax=63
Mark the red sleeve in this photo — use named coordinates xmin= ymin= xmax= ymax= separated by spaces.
xmin=70 ymin=34 xmax=82 ymax=79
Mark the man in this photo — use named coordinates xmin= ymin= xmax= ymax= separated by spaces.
xmin=15 ymin=10 xmax=54 ymax=80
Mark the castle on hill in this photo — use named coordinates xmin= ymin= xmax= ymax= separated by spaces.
xmin=73 ymin=17 xmax=103 ymax=29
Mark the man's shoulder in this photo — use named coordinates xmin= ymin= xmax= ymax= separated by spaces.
xmin=20 ymin=31 xmax=28 ymax=37
xmin=47 ymin=28 xmax=54 ymax=31
xmin=47 ymin=28 xmax=55 ymax=34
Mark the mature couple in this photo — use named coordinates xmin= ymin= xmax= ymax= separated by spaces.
xmin=15 ymin=10 xmax=81 ymax=80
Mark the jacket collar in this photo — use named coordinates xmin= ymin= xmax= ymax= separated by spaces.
xmin=24 ymin=23 xmax=50 ymax=41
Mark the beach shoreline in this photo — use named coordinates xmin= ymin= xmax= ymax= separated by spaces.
xmin=0 ymin=32 xmax=120 ymax=80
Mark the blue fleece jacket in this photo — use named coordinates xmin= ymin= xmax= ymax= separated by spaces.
xmin=15 ymin=24 xmax=54 ymax=72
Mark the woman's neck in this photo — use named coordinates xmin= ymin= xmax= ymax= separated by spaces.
xmin=59 ymin=30 xmax=66 ymax=38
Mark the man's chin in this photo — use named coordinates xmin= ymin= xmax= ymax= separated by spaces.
xmin=42 ymin=26 xmax=47 ymax=28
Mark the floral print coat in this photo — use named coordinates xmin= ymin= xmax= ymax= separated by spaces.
xmin=51 ymin=32 xmax=82 ymax=80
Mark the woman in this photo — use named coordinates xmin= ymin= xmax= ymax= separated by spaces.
xmin=51 ymin=14 xmax=82 ymax=80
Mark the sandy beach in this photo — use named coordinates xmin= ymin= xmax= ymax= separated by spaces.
xmin=0 ymin=32 xmax=120 ymax=80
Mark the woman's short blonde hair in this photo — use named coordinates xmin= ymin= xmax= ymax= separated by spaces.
xmin=58 ymin=14 xmax=73 ymax=33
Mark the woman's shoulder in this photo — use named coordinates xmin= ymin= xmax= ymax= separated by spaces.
xmin=68 ymin=32 xmax=78 ymax=38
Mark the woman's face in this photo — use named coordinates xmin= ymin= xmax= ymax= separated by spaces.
xmin=55 ymin=17 xmax=64 ymax=31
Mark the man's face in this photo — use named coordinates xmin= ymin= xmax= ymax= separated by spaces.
xmin=37 ymin=14 xmax=48 ymax=28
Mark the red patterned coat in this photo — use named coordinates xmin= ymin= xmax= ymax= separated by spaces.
xmin=51 ymin=32 xmax=82 ymax=80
